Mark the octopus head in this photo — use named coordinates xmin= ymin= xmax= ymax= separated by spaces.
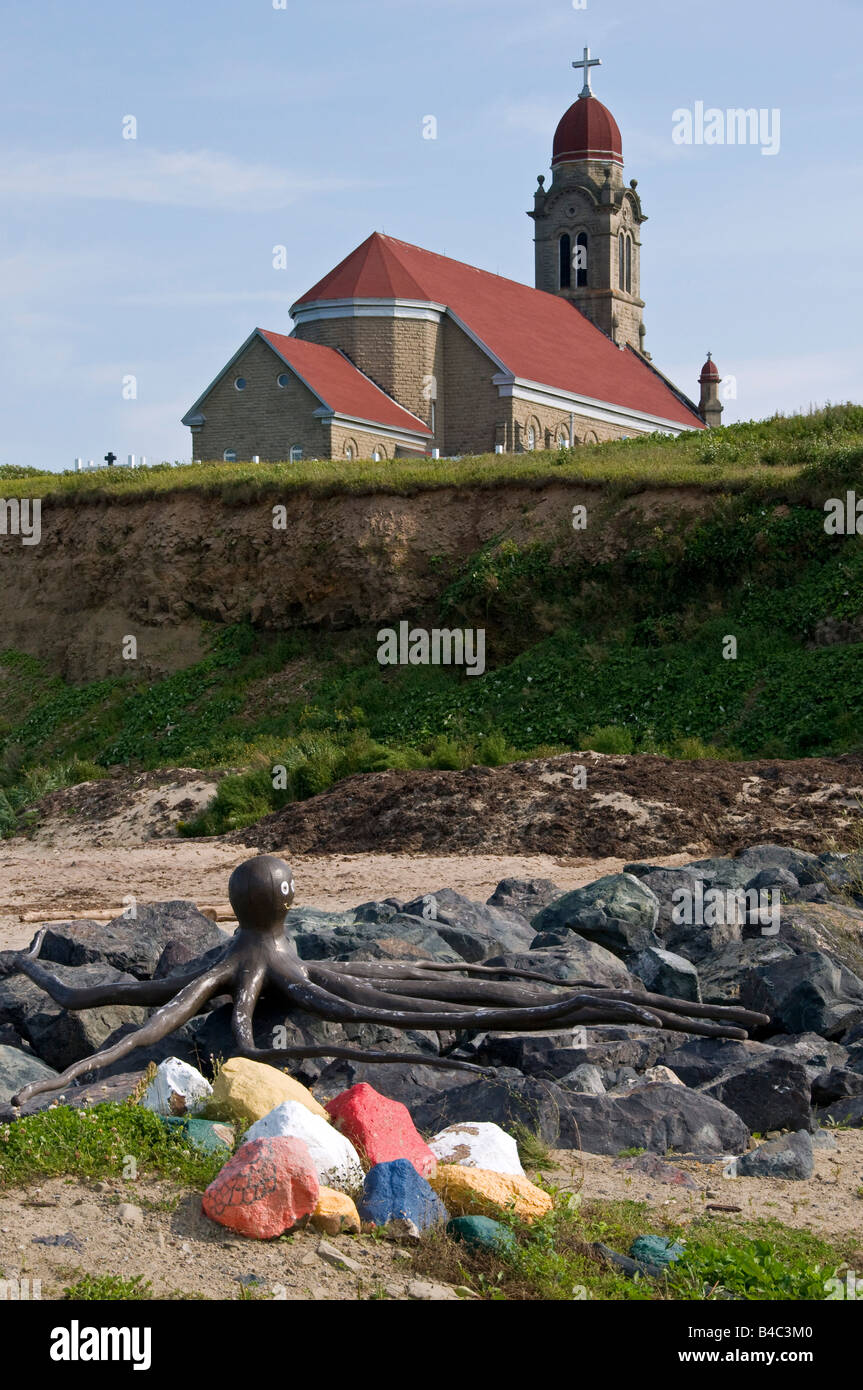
xmin=228 ymin=854 xmax=295 ymax=934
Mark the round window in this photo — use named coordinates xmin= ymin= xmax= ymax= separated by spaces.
xmin=234 ymin=377 xmax=246 ymax=391
xmin=277 ymin=374 xmax=290 ymax=388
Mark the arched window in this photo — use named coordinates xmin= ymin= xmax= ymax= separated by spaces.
xmin=289 ymin=445 xmax=303 ymax=462
xmin=619 ymin=234 xmax=625 ymax=290
xmin=345 ymin=444 xmax=354 ymax=460
xmin=557 ymin=427 xmax=569 ymax=448
xmin=559 ymin=233 xmax=571 ymax=289
xmin=625 ymin=235 xmax=632 ymax=293
xmin=223 ymin=450 xmax=237 ymax=462
xmin=526 ymin=425 xmax=536 ymax=451
xmin=575 ymin=232 xmax=588 ymax=288
xmin=372 ymin=448 xmax=382 ymax=461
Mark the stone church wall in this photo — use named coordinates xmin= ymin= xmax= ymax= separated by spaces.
xmin=192 ymin=337 xmax=327 ymax=462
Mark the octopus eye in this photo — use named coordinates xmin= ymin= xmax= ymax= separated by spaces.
xmin=280 ymin=880 xmax=290 ymax=895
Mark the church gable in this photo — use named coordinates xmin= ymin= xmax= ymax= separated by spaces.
xmin=187 ymin=334 xmax=325 ymax=463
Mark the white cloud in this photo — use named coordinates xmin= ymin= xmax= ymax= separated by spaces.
xmin=0 ymin=148 xmax=377 ymax=210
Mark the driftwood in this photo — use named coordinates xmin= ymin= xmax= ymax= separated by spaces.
xmin=7 ymin=855 xmax=771 ymax=1107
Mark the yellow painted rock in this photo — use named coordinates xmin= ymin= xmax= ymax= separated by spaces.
xmin=207 ymin=1058 xmax=329 ymax=1125
xmin=311 ymin=1187 xmax=362 ymax=1236
xmin=430 ymin=1165 xmax=552 ymax=1222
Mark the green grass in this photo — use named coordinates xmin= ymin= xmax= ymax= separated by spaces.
xmin=411 ymin=1190 xmax=862 ymax=1301
xmin=2 ymin=402 xmax=862 ymax=505
xmin=62 ymin=1273 xmax=153 ymax=1300
xmin=0 ymin=405 xmax=861 ymax=838
xmin=0 ymin=1103 xmax=228 ymax=1190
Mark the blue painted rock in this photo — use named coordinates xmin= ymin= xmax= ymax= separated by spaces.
xmin=359 ymin=1158 xmax=447 ymax=1232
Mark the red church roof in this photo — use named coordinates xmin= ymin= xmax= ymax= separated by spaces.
xmin=294 ymin=234 xmax=702 ymax=430
xmin=257 ymin=330 xmax=432 ymax=436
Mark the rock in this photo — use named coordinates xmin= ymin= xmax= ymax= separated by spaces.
xmin=117 ymin=1203 xmax=144 ymax=1227
xmin=698 ymin=1055 xmax=812 ymax=1134
xmin=430 ymin=1166 xmax=553 ymax=1222
xmin=698 ymin=938 xmax=796 ymax=1005
xmin=0 ymin=1069 xmax=146 ymax=1121
xmin=815 ymin=1094 xmax=863 ymax=1126
xmin=325 ymin=1083 xmax=436 ymax=1178
xmin=311 ymin=1188 xmax=362 ymax=1236
xmin=559 ymin=1083 xmax=750 ymax=1156
xmin=358 ymin=1159 xmax=448 ymax=1231
xmin=486 ymin=878 xmax=562 ymax=918
xmin=140 ymin=1057 xmax=212 ymax=1117
xmin=399 ymin=888 xmax=535 ymax=962
xmin=495 ymin=940 xmax=637 ymax=989
xmin=613 ymin=1154 xmax=699 ymax=1188
xmin=734 ymin=1130 xmax=814 ymax=1180
xmin=447 ymin=1214 xmax=517 ymax=1255
xmin=286 ymin=909 xmax=461 ymax=965
xmin=0 ymin=1044 xmax=58 ymax=1104
xmin=593 ymin=1241 xmax=666 ymax=1280
xmin=642 ymin=1065 xmax=684 ymax=1086
xmin=766 ymin=1032 xmax=850 ymax=1074
xmin=811 ymin=1067 xmax=863 ymax=1107
xmin=311 ymin=1058 xmax=469 ymax=1109
xmin=316 ymin=1239 xmax=362 ymax=1275
xmin=659 ymin=1036 xmax=789 ymax=1088
xmin=244 ymin=1100 xmax=364 ymax=1191
xmin=739 ymin=950 xmax=863 ymax=1039
xmin=38 ymin=904 xmax=230 ymax=980
xmin=530 ymin=874 xmax=660 ymax=959
xmin=429 ymin=1122 xmax=525 ymax=1177
xmin=207 ymin=1057 xmax=329 ymax=1125
xmin=407 ymin=1279 xmax=460 ymax=1301
xmin=560 ymin=1063 xmax=606 ymax=1094
xmin=733 ymin=845 xmax=824 ymax=886
xmin=412 ymin=1074 xmax=571 ymax=1145
xmin=160 ymin=1116 xmax=234 ymax=1154
xmin=629 ymin=1235 xmax=685 ymax=1267
xmin=202 ymin=1136 xmax=319 ymax=1238
xmin=811 ymin=1127 xmax=838 ymax=1150
xmin=745 ymin=866 xmax=800 ymax=894
xmin=0 ymin=964 xmax=148 ymax=1072
xmin=632 ymin=947 xmax=701 ymax=1003
xmin=680 ymin=857 xmax=755 ymax=891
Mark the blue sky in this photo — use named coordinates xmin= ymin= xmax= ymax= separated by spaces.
xmin=1 ymin=0 xmax=860 ymax=469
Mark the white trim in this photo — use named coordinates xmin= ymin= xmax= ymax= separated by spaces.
xmin=492 ymin=374 xmax=700 ymax=435
xmin=312 ymin=408 xmax=431 ymax=446
xmin=291 ymin=297 xmax=445 ymax=325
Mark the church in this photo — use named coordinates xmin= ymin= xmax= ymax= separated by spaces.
xmin=182 ymin=51 xmax=723 ymax=464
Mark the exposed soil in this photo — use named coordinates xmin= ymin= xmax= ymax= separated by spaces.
xmin=229 ymin=751 xmax=863 ymax=858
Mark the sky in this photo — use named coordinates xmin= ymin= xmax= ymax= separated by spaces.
xmin=0 ymin=0 xmax=860 ymax=470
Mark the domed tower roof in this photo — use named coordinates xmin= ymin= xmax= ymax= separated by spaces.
xmin=552 ymin=93 xmax=623 ymax=167
xmin=699 ymin=352 xmax=721 ymax=382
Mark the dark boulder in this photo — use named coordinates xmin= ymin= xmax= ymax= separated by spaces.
xmin=739 ymin=950 xmax=863 ymax=1039
xmin=530 ymin=874 xmax=660 ymax=960
xmin=698 ymin=1054 xmax=812 ymax=1133
xmin=0 ymin=964 xmax=148 ymax=1072
xmin=486 ymin=878 xmax=562 ymax=918
xmin=558 ymin=1083 xmax=750 ymax=1156
xmin=734 ymin=1130 xmax=814 ymax=1180
xmin=38 ymin=903 xmax=230 ymax=980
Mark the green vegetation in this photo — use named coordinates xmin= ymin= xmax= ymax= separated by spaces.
xmin=0 ymin=406 xmax=861 ymax=837
xmin=63 ymin=1273 xmax=154 ymax=1300
xmin=2 ymin=401 xmax=862 ymax=504
xmin=411 ymin=1192 xmax=859 ymax=1301
xmin=0 ymin=1103 xmax=227 ymax=1190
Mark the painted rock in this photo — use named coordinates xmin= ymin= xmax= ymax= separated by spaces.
xmin=429 ymin=1121 xmax=524 ymax=1177
xmin=359 ymin=1159 xmax=448 ymax=1232
xmin=202 ymin=1136 xmax=319 ymax=1239
xmin=326 ymin=1083 xmax=436 ymax=1177
xmin=447 ymin=1215 xmax=517 ymax=1254
xmin=141 ymin=1057 xmax=212 ymax=1117
xmin=160 ymin=1115 xmax=234 ymax=1154
xmin=207 ymin=1057 xmax=329 ymax=1125
xmin=430 ymin=1165 xmax=552 ymax=1222
xmin=311 ymin=1187 xmax=362 ymax=1236
xmin=245 ymin=1100 xmax=363 ymax=1191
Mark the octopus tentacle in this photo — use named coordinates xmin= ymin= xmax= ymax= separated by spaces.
xmin=231 ymin=961 xmax=268 ymax=1049
xmin=11 ymin=962 xmax=236 ymax=1108
xmin=11 ymin=931 xmax=229 ymax=1010
xmin=237 ymin=1042 xmax=486 ymax=1073
xmin=310 ymin=965 xmax=565 ymax=1009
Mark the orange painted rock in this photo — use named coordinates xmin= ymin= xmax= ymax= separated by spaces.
xmin=325 ymin=1083 xmax=436 ymax=1178
xmin=429 ymin=1165 xmax=553 ymax=1222
xmin=202 ymin=1136 xmax=319 ymax=1239
xmin=311 ymin=1187 xmax=362 ymax=1236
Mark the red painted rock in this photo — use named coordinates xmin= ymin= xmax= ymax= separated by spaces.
xmin=325 ymin=1083 xmax=437 ymax=1178
xmin=202 ymin=1136 xmax=319 ymax=1239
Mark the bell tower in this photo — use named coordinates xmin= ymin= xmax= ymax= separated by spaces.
xmin=528 ymin=50 xmax=648 ymax=354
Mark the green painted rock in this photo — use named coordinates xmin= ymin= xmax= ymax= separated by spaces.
xmin=447 ymin=1215 xmax=517 ymax=1255
xmin=161 ymin=1115 xmax=234 ymax=1154
xmin=629 ymin=1235 xmax=685 ymax=1267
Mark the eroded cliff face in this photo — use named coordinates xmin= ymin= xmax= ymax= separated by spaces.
xmin=0 ymin=484 xmax=711 ymax=680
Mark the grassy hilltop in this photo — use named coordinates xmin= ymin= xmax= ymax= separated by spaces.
xmin=1 ymin=405 xmax=861 ymax=838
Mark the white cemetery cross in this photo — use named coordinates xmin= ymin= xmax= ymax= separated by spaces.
xmin=127 ymin=454 xmax=135 ymax=468
xmin=572 ymin=45 xmax=602 ymax=97
xmin=75 ymin=458 xmax=83 ymax=471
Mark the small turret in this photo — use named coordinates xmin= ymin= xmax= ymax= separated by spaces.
xmin=698 ymin=352 xmax=723 ymax=428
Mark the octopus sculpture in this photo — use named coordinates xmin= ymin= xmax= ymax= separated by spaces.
xmin=9 ymin=854 xmax=770 ymax=1107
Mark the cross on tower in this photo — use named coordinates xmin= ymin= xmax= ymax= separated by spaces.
xmin=572 ymin=46 xmax=601 ymax=98
xmin=104 ymin=451 xmax=117 ymax=466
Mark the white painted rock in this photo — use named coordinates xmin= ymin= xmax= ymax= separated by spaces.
xmin=644 ymin=1065 xmax=684 ymax=1086
xmin=245 ymin=1100 xmax=364 ymax=1191
xmin=428 ymin=1122 xmax=525 ymax=1177
xmin=140 ymin=1057 xmax=212 ymax=1116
